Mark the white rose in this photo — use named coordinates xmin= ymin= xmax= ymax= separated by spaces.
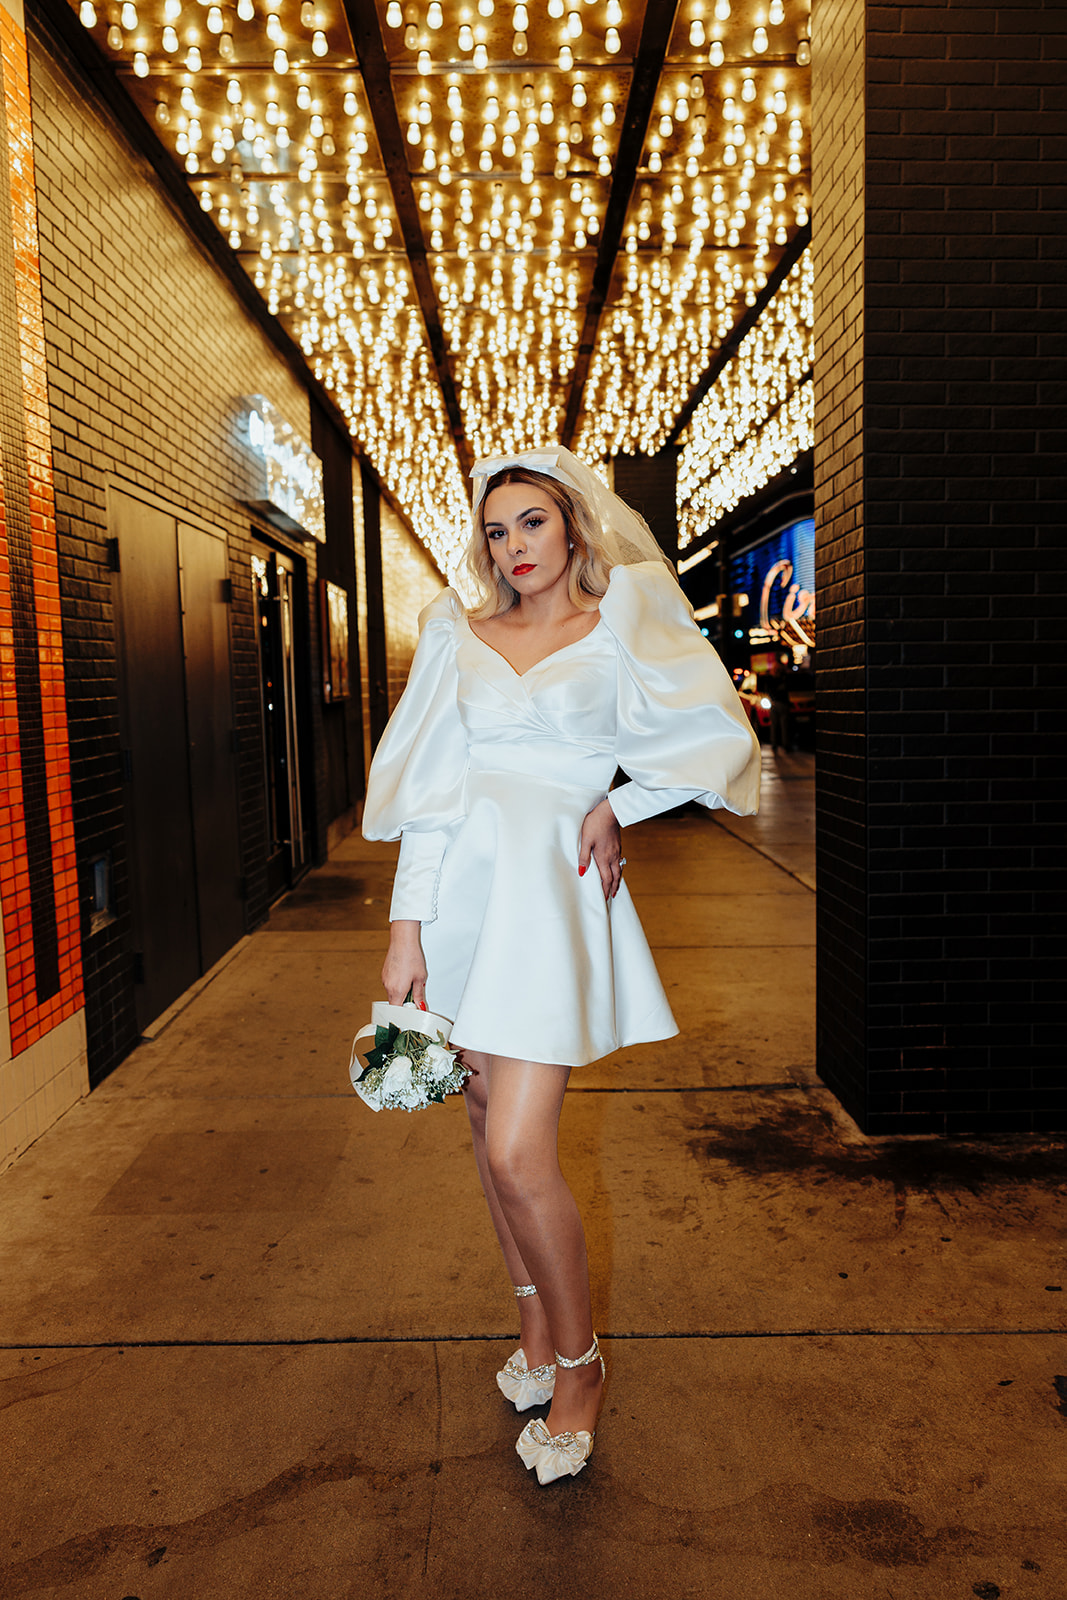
xmin=382 ymin=1055 xmax=414 ymax=1098
xmin=424 ymin=1042 xmax=455 ymax=1082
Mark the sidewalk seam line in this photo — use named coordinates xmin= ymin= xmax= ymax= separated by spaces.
xmin=2 ymin=1327 xmax=1062 ymax=1350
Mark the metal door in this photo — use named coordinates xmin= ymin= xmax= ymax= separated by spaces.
xmin=179 ymin=521 xmax=243 ymax=967
xmin=111 ymin=491 xmax=200 ymax=1030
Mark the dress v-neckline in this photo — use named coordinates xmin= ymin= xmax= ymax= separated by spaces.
xmin=464 ymin=611 xmax=603 ymax=680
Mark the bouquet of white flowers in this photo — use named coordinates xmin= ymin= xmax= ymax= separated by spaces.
xmin=349 ymin=997 xmax=468 ymax=1112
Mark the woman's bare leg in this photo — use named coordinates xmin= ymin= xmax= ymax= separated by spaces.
xmin=477 ymin=1055 xmax=603 ymax=1438
xmin=463 ymin=1052 xmax=553 ymax=1367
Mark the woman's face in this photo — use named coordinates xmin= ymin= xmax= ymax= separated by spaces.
xmin=483 ymin=482 xmax=571 ymax=600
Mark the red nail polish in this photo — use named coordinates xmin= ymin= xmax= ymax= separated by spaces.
xmin=578 ymin=864 xmax=587 ymax=876
xmin=419 ymin=1000 xmax=428 ymax=1010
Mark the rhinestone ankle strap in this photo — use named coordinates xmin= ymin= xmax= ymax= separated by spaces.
xmin=554 ymin=1333 xmax=600 ymax=1368
xmin=513 ymin=1283 xmax=538 ymax=1298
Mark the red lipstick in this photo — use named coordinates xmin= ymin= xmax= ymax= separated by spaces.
xmin=511 ymin=563 xmax=535 ymax=576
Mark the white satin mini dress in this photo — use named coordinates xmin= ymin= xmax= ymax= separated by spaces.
xmin=361 ymin=561 xmax=761 ymax=1066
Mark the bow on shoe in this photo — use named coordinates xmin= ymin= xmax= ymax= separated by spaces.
xmin=497 ymin=1349 xmax=556 ymax=1411
xmin=516 ymin=1417 xmax=595 ymax=1484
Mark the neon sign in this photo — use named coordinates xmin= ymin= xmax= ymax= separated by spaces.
xmin=760 ymin=558 xmax=815 ymax=648
xmin=242 ymin=396 xmax=325 ymax=542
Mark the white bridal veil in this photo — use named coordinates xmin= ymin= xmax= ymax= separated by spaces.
xmin=469 ymin=446 xmax=678 ymax=576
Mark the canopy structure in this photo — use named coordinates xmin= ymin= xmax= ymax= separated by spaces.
xmin=65 ymin=0 xmax=812 ymax=574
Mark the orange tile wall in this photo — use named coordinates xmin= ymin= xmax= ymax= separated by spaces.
xmin=0 ymin=5 xmax=83 ymax=1053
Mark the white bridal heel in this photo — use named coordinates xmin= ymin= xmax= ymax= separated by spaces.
xmin=496 ymin=1284 xmax=557 ymax=1411
xmin=515 ymin=1333 xmax=605 ymax=1484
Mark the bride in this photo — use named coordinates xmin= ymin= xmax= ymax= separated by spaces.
xmin=362 ymin=447 xmax=760 ymax=1484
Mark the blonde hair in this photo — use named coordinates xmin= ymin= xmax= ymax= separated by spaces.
xmin=464 ymin=467 xmax=614 ymax=620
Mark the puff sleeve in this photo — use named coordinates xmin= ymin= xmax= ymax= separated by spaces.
xmin=361 ymin=588 xmax=469 ymax=922
xmin=600 ymin=562 xmax=760 ymax=826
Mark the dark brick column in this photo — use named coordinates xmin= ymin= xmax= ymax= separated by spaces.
xmin=812 ymin=0 xmax=1067 ymax=1134
xmin=613 ymin=449 xmax=679 ymax=558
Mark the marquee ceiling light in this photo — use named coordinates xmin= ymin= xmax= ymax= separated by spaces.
xmin=677 ymin=245 xmax=812 ymax=543
xmin=71 ymin=0 xmax=811 ymax=570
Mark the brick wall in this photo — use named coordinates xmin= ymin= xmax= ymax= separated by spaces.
xmin=381 ymin=500 xmax=446 ymax=712
xmin=811 ymin=0 xmax=868 ymax=1121
xmin=812 ymin=0 xmax=1067 ymax=1133
xmin=27 ymin=23 xmax=314 ymax=1079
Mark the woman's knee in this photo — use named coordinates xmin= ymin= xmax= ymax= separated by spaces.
xmin=485 ymin=1133 xmax=556 ymax=1209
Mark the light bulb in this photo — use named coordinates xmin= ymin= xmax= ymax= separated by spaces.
xmin=714 ymin=0 xmax=729 ymax=18
xmin=78 ymin=0 xmax=97 ymax=25
xmin=162 ymin=25 xmax=178 ymax=49
xmin=649 ymin=150 xmax=662 ymax=172
xmin=404 ymin=22 xmax=418 ymax=45
xmin=689 ymin=19 xmax=705 ymax=45
xmin=120 ymin=1 xmax=136 ymax=27
xmin=478 ymin=0 xmax=494 ymax=13
xmin=708 ymin=39 xmax=724 ymax=65
xmin=273 ymin=46 xmax=288 ymax=70
xmin=513 ymin=3 xmax=528 ymax=26
xmin=769 ymin=0 xmax=784 ymax=21
xmin=547 ymin=0 xmax=563 ymax=14
xmin=473 ymin=42 xmax=488 ymax=66
xmin=458 ymin=22 xmax=473 ymax=47
xmin=219 ymin=31 xmax=235 ymax=57
xmin=133 ymin=50 xmax=149 ymax=74
xmin=237 ymin=0 xmax=253 ymax=16
xmin=106 ymin=22 xmax=122 ymax=47
xmin=312 ymin=29 xmax=327 ymax=53
xmin=796 ymin=38 xmax=811 ymax=64
xmin=512 ymin=31 xmax=527 ymax=52
xmin=186 ymin=44 xmax=202 ymax=68
xmin=604 ymin=26 xmax=620 ymax=52
xmin=155 ymin=100 xmax=170 ymax=123
xmin=266 ymin=12 xmax=283 ymax=40
xmin=206 ymin=5 xmax=223 ymax=31
xmin=558 ymin=43 xmax=573 ymax=69
xmin=386 ymin=0 xmax=402 ymax=22
xmin=310 ymin=112 xmax=324 ymax=135
xmin=297 ymin=82 xmax=311 ymax=107
xmin=567 ymin=9 xmax=582 ymax=37
xmin=753 ymin=26 xmax=768 ymax=50
xmin=606 ymin=0 xmax=621 ymax=22
xmin=226 ymin=75 xmax=242 ymax=100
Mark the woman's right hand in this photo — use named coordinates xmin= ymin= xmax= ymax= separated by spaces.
xmin=382 ymin=919 xmax=428 ymax=1007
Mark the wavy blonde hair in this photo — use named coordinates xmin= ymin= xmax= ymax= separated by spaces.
xmin=464 ymin=467 xmax=614 ymax=620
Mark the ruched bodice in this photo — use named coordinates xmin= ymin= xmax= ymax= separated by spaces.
xmin=362 ymin=562 xmax=760 ymax=1065
xmin=457 ymin=616 xmax=619 ymax=792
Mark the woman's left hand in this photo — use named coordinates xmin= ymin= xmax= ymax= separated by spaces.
xmin=578 ymin=798 xmax=625 ymax=901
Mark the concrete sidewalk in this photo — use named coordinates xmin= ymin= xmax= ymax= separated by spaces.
xmin=1 ymin=749 xmax=1064 ymax=1599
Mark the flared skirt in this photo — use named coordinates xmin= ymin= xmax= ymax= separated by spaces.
xmin=421 ymin=768 xmax=678 ymax=1066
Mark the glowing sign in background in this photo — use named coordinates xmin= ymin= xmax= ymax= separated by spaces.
xmin=243 ymin=396 xmax=326 ymax=543
xmin=729 ymin=516 xmax=815 ymax=651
